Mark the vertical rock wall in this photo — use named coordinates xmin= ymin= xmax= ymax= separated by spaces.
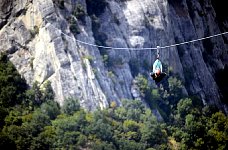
xmin=0 ymin=0 xmax=227 ymax=112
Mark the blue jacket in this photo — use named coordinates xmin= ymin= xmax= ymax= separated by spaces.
xmin=153 ymin=59 xmax=162 ymax=73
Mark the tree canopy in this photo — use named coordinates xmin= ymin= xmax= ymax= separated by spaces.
xmin=0 ymin=53 xmax=227 ymax=150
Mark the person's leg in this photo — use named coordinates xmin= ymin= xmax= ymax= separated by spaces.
xmin=150 ymin=72 xmax=156 ymax=80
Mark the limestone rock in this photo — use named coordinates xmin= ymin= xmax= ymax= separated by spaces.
xmin=0 ymin=0 xmax=227 ymax=113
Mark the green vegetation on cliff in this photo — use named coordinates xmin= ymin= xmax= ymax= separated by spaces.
xmin=0 ymin=53 xmax=227 ymax=150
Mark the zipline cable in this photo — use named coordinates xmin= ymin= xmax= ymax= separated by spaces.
xmin=44 ymin=21 xmax=228 ymax=50
xmin=159 ymin=32 xmax=228 ymax=49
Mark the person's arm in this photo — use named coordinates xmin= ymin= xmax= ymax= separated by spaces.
xmin=153 ymin=60 xmax=157 ymax=73
xmin=160 ymin=61 xmax=162 ymax=72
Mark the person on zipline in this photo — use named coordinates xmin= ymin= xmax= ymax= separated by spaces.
xmin=150 ymin=46 xmax=166 ymax=83
xmin=152 ymin=54 xmax=162 ymax=78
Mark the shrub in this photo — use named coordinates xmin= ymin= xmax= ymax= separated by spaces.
xmin=70 ymin=24 xmax=80 ymax=34
xmin=62 ymin=98 xmax=80 ymax=115
xmin=73 ymin=4 xmax=86 ymax=23
xmin=30 ymin=26 xmax=39 ymax=39
xmin=0 ymin=53 xmax=27 ymax=107
xmin=69 ymin=17 xmax=80 ymax=34
xmin=135 ymin=74 xmax=149 ymax=96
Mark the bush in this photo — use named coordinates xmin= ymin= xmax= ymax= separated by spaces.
xmin=73 ymin=4 xmax=86 ymax=23
xmin=0 ymin=53 xmax=27 ymax=107
xmin=70 ymin=24 xmax=80 ymax=34
xmin=69 ymin=17 xmax=81 ymax=34
xmin=135 ymin=74 xmax=149 ymax=96
xmin=40 ymin=101 xmax=60 ymax=120
xmin=30 ymin=26 xmax=39 ymax=39
xmin=62 ymin=98 xmax=80 ymax=115
xmin=177 ymin=98 xmax=193 ymax=118
xmin=0 ymin=132 xmax=16 ymax=149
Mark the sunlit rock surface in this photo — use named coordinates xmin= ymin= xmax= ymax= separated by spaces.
xmin=0 ymin=0 xmax=227 ymax=112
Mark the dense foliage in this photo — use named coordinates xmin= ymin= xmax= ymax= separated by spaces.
xmin=0 ymin=53 xmax=27 ymax=108
xmin=0 ymin=53 xmax=227 ymax=150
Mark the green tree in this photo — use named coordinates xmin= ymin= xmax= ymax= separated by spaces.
xmin=89 ymin=118 xmax=113 ymax=141
xmin=25 ymin=81 xmax=43 ymax=107
xmin=123 ymin=120 xmax=140 ymax=141
xmin=4 ymin=108 xmax=23 ymax=126
xmin=41 ymin=81 xmax=55 ymax=102
xmin=40 ymin=100 xmax=60 ymax=120
xmin=73 ymin=4 xmax=86 ymax=23
xmin=122 ymin=99 xmax=145 ymax=121
xmin=91 ymin=140 xmax=116 ymax=150
xmin=0 ymin=131 xmax=16 ymax=149
xmin=29 ymin=109 xmax=51 ymax=135
xmin=0 ymin=53 xmax=27 ymax=107
xmin=30 ymin=126 xmax=56 ymax=149
xmin=0 ymin=107 xmax=8 ymax=128
xmin=206 ymin=111 xmax=228 ymax=149
xmin=24 ymin=81 xmax=54 ymax=109
xmin=135 ymin=74 xmax=150 ymax=97
xmin=177 ymin=98 xmax=193 ymax=119
xmin=61 ymin=97 xmax=80 ymax=115
xmin=117 ymin=139 xmax=146 ymax=150
xmin=2 ymin=124 xmax=32 ymax=149
xmin=167 ymin=77 xmax=183 ymax=106
xmin=140 ymin=120 xmax=167 ymax=147
xmin=52 ymin=110 xmax=88 ymax=148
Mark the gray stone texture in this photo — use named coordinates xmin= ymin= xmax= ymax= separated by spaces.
xmin=0 ymin=0 xmax=227 ymax=112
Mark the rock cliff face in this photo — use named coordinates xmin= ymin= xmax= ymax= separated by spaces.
xmin=0 ymin=0 xmax=227 ymax=112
